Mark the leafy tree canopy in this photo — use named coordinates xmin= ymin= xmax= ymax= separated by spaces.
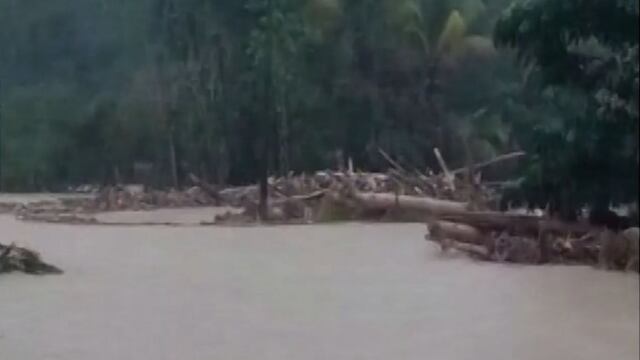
xmin=494 ymin=0 xmax=639 ymax=217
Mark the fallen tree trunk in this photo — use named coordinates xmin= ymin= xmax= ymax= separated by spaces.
xmin=426 ymin=220 xmax=548 ymax=264
xmin=438 ymin=211 xmax=597 ymax=236
xmin=350 ymin=192 xmax=469 ymax=215
xmin=427 ymin=220 xmax=487 ymax=245
xmin=349 ymin=190 xmax=595 ymax=238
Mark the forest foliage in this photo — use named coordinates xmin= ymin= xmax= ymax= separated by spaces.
xmin=0 ymin=0 xmax=637 ymax=217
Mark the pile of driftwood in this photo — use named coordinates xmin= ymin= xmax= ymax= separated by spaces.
xmin=3 ymin=146 xmax=636 ymax=272
xmin=3 ymin=147 xmax=512 ymax=224
xmin=82 ymin=182 xmax=219 ymax=212
xmin=425 ymin=213 xmax=638 ymax=271
xmin=212 ymin=148 xmax=637 ymax=271
xmin=324 ymin=186 xmax=637 ymax=270
xmin=0 ymin=242 xmax=62 ymax=275
xmin=213 ymin=171 xmax=400 ymax=224
xmin=213 ymin=148 xmax=514 ymax=224
xmin=4 ymin=180 xmax=220 ymax=217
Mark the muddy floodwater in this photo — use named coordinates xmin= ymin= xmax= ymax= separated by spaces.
xmin=0 ymin=214 xmax=638 ymax=360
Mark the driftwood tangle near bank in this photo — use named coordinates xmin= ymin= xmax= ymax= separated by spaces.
xmin=4 ymin=147 xmax=634 ymax=271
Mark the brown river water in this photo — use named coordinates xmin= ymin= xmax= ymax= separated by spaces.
xmin=0 ymin=213 xmax=638 ymax=360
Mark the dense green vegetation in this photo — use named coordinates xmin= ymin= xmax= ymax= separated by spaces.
xmin=495 ymin=0 xmax=638 ymax=218
xmin=0 ymin=0 xmax=637 ymax=218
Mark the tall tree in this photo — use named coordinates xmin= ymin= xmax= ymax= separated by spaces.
xmin=246 ymin=0 xmax=306 ymax=218
xmin=494 ymin=0 xmax=639 ymax=217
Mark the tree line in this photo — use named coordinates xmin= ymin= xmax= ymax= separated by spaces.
xmin=0 ymin=0 xmax=637 ymax=219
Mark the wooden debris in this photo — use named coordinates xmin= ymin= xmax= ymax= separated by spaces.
xmin=188 ymin=173 xmax=222 ymax=202
xmin=598 ymin=227 xmax=639 ymax=271
xmin=437 ymin=211 xmax=596 ymax=237
xmin=0 ymin=202 xmax=20 ymax=214
xmin=450 ymin=151 xmax=526 ymax=175
xmin=433 ymin=148 xmax=456 ymax=191
xmin=427 ymin=220 xmax=487 ymax=252
xmin=350 ymin=192 xmax=468 ymax=215
xmin=0 ymin=242 xmax=62 ymax=275
xmin=1 ymin=160 xmax=635 ymax=273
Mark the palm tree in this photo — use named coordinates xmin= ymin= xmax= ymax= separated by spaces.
xmin=383 ymin=1 xmax=504 ymax=163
